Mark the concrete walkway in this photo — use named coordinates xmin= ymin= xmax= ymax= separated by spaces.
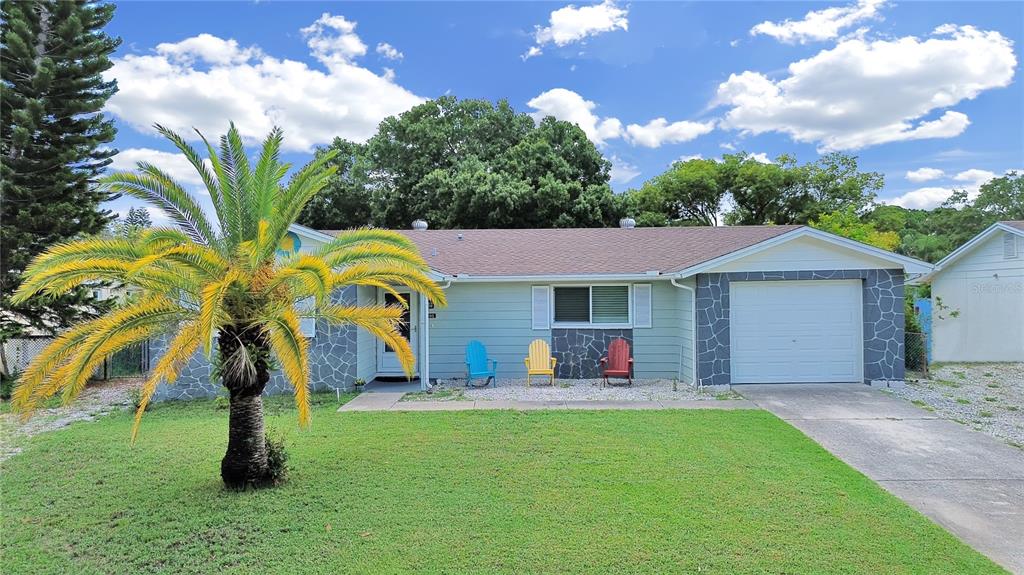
xmin=739 ymin=384 xmax=1024 ymax=573
xmin=338 ymin=394 xmax=757 ymax=412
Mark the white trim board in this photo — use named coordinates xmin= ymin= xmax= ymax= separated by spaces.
xmin=673 ymin=227 xmax=932 ymax=277
xmin=922 ymin=222 xmax=1024 ymax=282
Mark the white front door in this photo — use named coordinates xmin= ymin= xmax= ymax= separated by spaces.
xmin=730 ymin=280 xmax=863 ymax=384
xmin=377 ymin=290 xmax=418 ymax=376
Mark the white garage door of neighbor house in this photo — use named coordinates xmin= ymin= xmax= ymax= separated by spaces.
xmin=730 ymin=280 xmax=863 ymax=384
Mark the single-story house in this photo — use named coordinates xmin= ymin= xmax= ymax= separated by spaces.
xmin=150 ymin=221 xmax=931 ymax=400
xmin=921 ymin=221 xmax=1024 ymax=362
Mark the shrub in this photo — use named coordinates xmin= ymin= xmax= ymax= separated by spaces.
xmin=0 ymin=370 xmax=18 ymax=400
xmin=127 ymin=388 xmax=151 ymax=412
xmin=264 ymin=433 xmax=289 ymax=486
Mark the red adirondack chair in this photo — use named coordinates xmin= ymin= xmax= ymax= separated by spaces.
xmin=600 ymin=338 xmax=633 ymax=388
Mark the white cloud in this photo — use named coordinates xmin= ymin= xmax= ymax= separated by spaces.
xmin=108 ymin=148 xmax=209 ymax=188
xmin=750 ymin=0 xmax=887 ymax=44
xmin=624 ymin=118 xmax=716 ymax=148
xmin=524 ymin=0 xmax=628 ymax=59
xmin=526 ymin=88 xmax=624 ymax=145
xmin=719 ymin=142 xmax=737 ymax=152
xmin=105 ymin=14 xmax=423 ymax=152
xmin=888 ymin=167 xmax=1002 ymax=209
xmin=375 ymin=42 xmax=403 ymax=61
xmin=715 ymin=25 xmax=1016 ymax=151
xmin=888 ymin=187 xmax=952 ymax=210
xmin=905 ymin=167 xmax=945 ymax=182
xmin=527 ymin=88 xmax=714 ymax=149
xmin=748 ymin=152 xmax=772 ymax=164
xmin=301 ymin=13 xmax=367 ymax=66
xmin=609 ymin=156 xmax=641 ymax=185
xmin=675 ymin=154 xmax=704 ymax=164
xmin=154 ymin=34 xmax=262 ymax=65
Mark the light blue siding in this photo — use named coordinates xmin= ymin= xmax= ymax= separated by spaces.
xmin=428 ymin=282 xmax=550 ymax=379
xmin=355 ymin=285 xmax=377 ymax=382
xmin=677 ymin=279 xmax=695 ymax=385
xmin=633 ymin=280 xmax=689 ymax=379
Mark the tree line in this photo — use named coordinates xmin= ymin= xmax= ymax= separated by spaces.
xmin=296 ymin=96 xmax=1021 ymax=260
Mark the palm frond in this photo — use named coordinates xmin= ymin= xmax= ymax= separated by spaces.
xmin=330 ymin=264 xmax=446 ymax=307
xmin=316 ymin=228 xmax=420 ymax=256
xmin=198 ymin=128 xmax=242 ymax=244
xmin=154 ymin=123 xmax=227 ymax=230
xmin=18 ymin=297 xmax=183 ymax=412
xmin=198 ymin=269 xmax=241 ymax=355
xmin=131 ymin=321 xmax=202 ymax=442
xmin=11 ymin=320 xmax=99 ymax=411
xmin=267 ymin=255 xmax=333 ymax=303
xmin=320 ymin=304 xmax=416 ymax=378
xmin=100 ymin=167 xmax=216 ymax=245
xmin=263 ymin=306 xmax=311 ymax=426
xmin=252 ymin=127 xmax=285 ymax=222
xmin=221 ymin=124 xmax=255 ymax=241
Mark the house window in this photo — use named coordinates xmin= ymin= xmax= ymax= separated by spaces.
xmin=553 ymin=285 xmax=630 ymax=325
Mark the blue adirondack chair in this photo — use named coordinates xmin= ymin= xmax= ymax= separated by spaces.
xmin=465 ymin=340 xmax=497 ymax=387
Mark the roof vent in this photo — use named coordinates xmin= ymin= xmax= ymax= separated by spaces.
xmin=411 ymin=219 xmax=428 ymax=230
xmin=619 ymin=217 xmax=636 ymax=229
xmin=456 ymin=233 xmax=464 ymax=241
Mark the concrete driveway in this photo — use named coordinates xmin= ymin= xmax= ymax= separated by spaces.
xmin=739 ymin=384 xmax=1024 ymax=574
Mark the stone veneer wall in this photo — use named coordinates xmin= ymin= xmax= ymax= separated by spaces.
xmin=551 ymin=328 xmax=632 ymax=379
xmin=150 ymin=286 xmax=359 ymax=401
xmin=695 ymin=269 xmax=904 ymax=386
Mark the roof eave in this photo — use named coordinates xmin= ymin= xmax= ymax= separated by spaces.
xmin=921 ymin=222 xmax=1024 ymax=283
xmin=671 ymin=227 xmax=933 ymax=278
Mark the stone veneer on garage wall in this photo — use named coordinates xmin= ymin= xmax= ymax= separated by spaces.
xmin=150 ymin=287 xmax=358 ymax=401
xmin=695 ymin=269 xmax=904 ymax=386
xmin=551 ymin=328 xmax=632 ymax=379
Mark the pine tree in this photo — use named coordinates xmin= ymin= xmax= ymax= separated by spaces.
xmin=1 ymin=0 xmax=121 ymax=372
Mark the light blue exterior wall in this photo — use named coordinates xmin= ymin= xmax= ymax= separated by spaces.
xmin=355 ymin=285 xmax=377 ymax=383
xmin=427 ymin=280 xmax=690 ymax=382
xmin=632 ymin=280 xmax=689 ymax=380
xmin=428 ymin=282 xmax=549 ymax=379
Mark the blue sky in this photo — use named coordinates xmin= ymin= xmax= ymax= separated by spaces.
xmin=103 ymin=0 xmax=1024 ymax=225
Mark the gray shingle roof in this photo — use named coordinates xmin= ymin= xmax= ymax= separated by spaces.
xmin=1001 ymin=220 xmax=1024 ymax=232
xmin=321 ymin=226 xmax=802 ymax=277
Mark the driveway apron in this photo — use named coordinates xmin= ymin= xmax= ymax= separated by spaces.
xmin=739 ymin=383 xmax=1024 ymax=574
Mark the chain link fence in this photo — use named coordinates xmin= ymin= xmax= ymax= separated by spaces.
xmin=3 ymin=337 xmax=150 ymax=380
xmin=95 ymin=341 xmax=150 ymax=380
xmin=905 ymin=331 xmax=929 ymax=380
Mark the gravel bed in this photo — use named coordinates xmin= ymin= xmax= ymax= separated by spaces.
xmin=890 ymin=363 xmax=1024 ymax=448
xmin=0 ymin=377 xmax=138 ymax=463
xmin=403 ymin=378 xmax=733 ymax=402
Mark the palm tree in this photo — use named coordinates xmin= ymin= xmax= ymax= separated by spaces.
xmin=10 ymin=124 xmax=444 ymax=488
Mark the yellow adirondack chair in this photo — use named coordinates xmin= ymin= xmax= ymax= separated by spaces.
xmin=524 ymin=339 xmax=556 ymax=387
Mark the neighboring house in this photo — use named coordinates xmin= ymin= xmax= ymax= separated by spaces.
xmin=922 ymin=221 xmax=1024 ymax=363
xmin=150 ymin=221 xmax=931 ymax=400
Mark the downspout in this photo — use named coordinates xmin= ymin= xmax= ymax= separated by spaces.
xmin=670 ymin=277 xmax=698 ymax=388
xmin=421 ymin=277 xmax=453 ymax=390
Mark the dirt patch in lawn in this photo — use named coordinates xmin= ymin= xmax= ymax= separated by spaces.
xmin=0 ymin=377 xmax=138 ymax=463
xmin=891 ymin=363 xmax=1024 ymax=448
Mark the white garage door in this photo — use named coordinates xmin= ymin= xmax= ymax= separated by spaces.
xmin=730 ymin=280 xmax=862 ymax=384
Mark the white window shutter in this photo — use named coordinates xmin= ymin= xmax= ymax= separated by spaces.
xmin=633 ymin=284 xmax=652 ymax=328
xmin=532 ymin=286 xmax=550 ymax=330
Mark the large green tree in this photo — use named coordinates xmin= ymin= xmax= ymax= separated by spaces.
xmin=297 ymin=96 xmax=618 ymax=230
xmin=724 ymin=152 xmax=880 ymax=225
xmin=621 ymin=157 xmax=725 ymax=227
xmin=0 ymin=0 xmax=120 ymax=359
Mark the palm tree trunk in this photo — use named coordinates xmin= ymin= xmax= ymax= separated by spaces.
xmin=221 ymin=391 xmax=269 ymax=488
xmin=218 ymin=324 xmax=272 ymax=489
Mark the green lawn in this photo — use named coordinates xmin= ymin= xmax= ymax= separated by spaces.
xmin=0 ymin=395 xmax=1003 ymax=574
